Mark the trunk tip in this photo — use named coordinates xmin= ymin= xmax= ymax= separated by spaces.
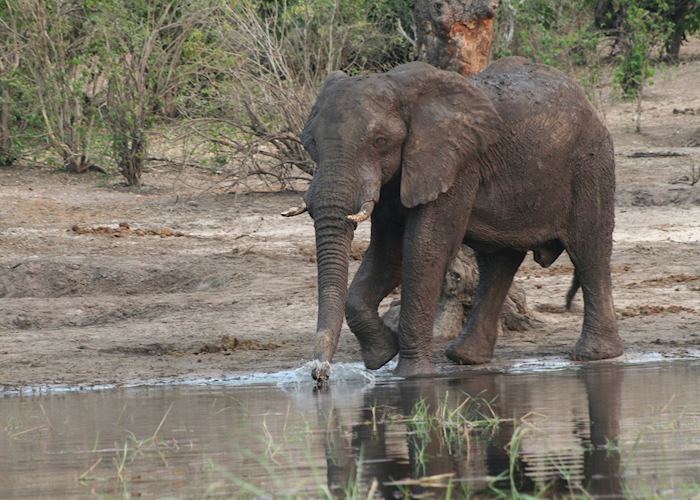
xmin=311 ymin=360 xmax=331 ymax=386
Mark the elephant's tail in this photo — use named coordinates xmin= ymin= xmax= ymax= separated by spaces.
xmin=565 ymin=272 xmax=580 ymax=310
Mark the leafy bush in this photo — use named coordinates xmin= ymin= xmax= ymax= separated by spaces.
xmin=2 ymin=0 xmax=699 ymax=183
xmin=493 ymin=0 xmax=602 ymax=71
xmin=92 ymin=0 xmax=216 ymax=185
xmin=187 ymin=0 xmax=415 ymax=187
xmin=595 ymin=0 xmax=699 ymax=62
xmin=612 ymin=3 xmax=670 ymax=99
xmin=10 ymin=1 xmax=102 ymax=173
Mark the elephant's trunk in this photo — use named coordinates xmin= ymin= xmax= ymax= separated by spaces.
xmin=312 ymin=209 xmax=353 ymax=375
xmin=308 ymin=160 xmax=378 ymax=383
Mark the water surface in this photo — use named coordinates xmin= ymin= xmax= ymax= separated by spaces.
xmin=2 ymin=361 xmax=700 ymax=498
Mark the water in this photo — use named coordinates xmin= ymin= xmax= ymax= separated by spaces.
xmin=2 ymin=361 xmax=700 ymax=498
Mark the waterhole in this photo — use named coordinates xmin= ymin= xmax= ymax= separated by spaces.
xmin=1 ymin=361 xmax=699 ymax=498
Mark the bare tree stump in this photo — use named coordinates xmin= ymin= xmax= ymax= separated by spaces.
xmin=381 ymin=0 xmax=538 ymax=339
xmin=382 ymin=247 xmax=540 ymax=340
xmin=415 ymin=0 xmax=499 ymax=76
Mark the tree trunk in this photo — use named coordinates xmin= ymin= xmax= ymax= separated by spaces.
xmin=64 ymin=153 xmax=91 ymax=174
xmin=0 ymin=85 xmax=11 ymax=166
xmin=117 ymin=132 xmax=145 ymax=186
xmin=664 ymin=0 xmax=692 ymax=63
xmin=415 ymin=0 xmax=499 ymax=76
xmin=384 ymin=0 xmax=538 ymax=339
xmin=666 ymin=27 xmax=684 ymax=63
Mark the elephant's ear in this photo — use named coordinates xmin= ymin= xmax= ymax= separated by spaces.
xmin=388 ymin=62 xmax=502 ymax=208
xmin=301 ymin=70 xmax=348 ymax=162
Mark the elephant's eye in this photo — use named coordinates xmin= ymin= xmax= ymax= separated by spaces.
xmin=373 ymin=137 xmax=387 ymax=148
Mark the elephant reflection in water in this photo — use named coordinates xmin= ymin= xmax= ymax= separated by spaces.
xmin=316 ymin=365 xmax=623 ymax=498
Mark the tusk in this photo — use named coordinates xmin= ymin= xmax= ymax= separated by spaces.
xmin=281 ymin=201 xmax=307 ymax=217
xmin=347 ymin=200 xmax=375 ymax=223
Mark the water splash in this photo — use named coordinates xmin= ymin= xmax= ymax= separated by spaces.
xmin=508 ymin=357 xmax=574 ymax=373
xmin=276 ymin=360 xmax=399 ymax=389
xmin=505 ymin=350 xmax=700 ymax=375
xmin=4 ymin=351 xmax=700 ymax=397
xmin=0 ymin=360 xmax=399 ymax=396
xmin=148 ymin=360 xmax=395 ymax=390
xmin=620 ymin=349 xmax=700 ymax=364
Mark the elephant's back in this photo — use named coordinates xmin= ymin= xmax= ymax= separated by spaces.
xmin=473 ymin=57 xmax=595 ymax=123
xmin=472 ymin=57 xmax=608 ymax=168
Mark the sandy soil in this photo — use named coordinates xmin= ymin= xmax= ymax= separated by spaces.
xmin=1 ymin=46 xmax=699 ymax=392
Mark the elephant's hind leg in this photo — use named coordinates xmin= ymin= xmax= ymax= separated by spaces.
xmin=566 ymin=152 xmax=622 ymax=360
xmin=446 ymin=248 xmax=525 ymax=365
xmin=346 ymin=220 xmax=403 ymax=370
xmin=566 ymin=241 xmax=622 ymax=361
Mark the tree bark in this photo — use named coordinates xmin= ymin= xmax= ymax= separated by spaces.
xmin=0 ymin=85 xmax=10 ymax=165
xmin=117 ymin=132 xmax=145 ymax=186
xmin=383 ymin=0 xmax=538 ymax=339
xmin=664 ymin=0 xmax=693 ymax=63
xmin=415 ymin=0 xmax=499 ymax=76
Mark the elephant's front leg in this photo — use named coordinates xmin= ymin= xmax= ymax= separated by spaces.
xmin=396 ymin=193 xmax=475 ymax=377
xmin=346 ymin=216 xmax=404 ymax=370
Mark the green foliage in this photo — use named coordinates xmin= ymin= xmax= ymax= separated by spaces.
xmin=607 ymin=1 xmax=682 ymax=98
xmin=492 ymin=0 xmax=696 ymax=101
xmin=255 ymin=0 xmax=414 ymax=71
xmin=188 ymin=0 xmax=416 ymax=184
xmin=2 ymin=0 xmax=698 ymax=181
xmin=261 ymin=0 xmax=413 ymax=77
xmin=494 ymin=0 xmax=602 ymax=70
xmin=596 ymin=0 xmax=700 ymax=61
xmin=8 ymin=0 xmax=103 ymax=172
xmin=89 ymin=0 xmax=217 ymax=185
xmin=362 ymin=0 xmax=415 ymax=68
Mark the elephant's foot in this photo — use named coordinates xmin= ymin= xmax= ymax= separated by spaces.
xmin=445 ymin=333 xmax=495 ymax=365
xmin=572 ymin=333 xmax=623 ymax=361
xmin=358 ymin=327 xmax=399 ymax=370
xmin=394 ymin=356 xmax=434 ymax=378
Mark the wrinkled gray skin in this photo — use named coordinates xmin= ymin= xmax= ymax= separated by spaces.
xmin=298 ymin=57 xmax=623 ymax=382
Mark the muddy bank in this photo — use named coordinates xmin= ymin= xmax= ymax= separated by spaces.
xmin=1 ymin=50 xmax=699 ymax=390
xmin=1 ymin=175 xmax=697 ymax=390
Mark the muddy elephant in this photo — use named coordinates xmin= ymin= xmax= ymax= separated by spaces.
xmin=283 ymin=57 xmax=623 ymax=382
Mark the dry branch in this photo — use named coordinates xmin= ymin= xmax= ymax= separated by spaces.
xmin=625 ymin=151 xmax=688 ymax=158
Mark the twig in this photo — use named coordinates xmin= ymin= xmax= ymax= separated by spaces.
xmin=87 ymin=164 xmax=108 ymax=174
xmin=397 ymin=19 xmax=416 ymax=48
xmin=625 ymin=151 xmax=688 ymax=158
xmin=79 ymin=457 xmax=103 ymax=482
xmin=151 ymin=402 xmax=174 ymax=442
xmin=145 ymin=156 xmax=207 ymax=170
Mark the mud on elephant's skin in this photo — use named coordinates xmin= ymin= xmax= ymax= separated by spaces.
xmin=284 ymin=56 xmax=623 ymax=381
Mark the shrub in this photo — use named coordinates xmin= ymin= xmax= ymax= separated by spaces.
xmin=608 ymin=2 xmax=671 ymax=99
xmin=93 ymin=0 xmax=216 ymax=186
xmin=493 ymin=0 xmax=602 ymax=71
xmin=12 ymin=0 xmax=101 ymax=173
xmin=190 ymin=0 xmax=414 ymax=188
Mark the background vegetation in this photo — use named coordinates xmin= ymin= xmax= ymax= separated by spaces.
xmin=0 ymin=0 xmax=697 ymax=184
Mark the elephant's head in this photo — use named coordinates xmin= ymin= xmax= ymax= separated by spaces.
xmin=286 ymin=62 xmax=501 ymax=382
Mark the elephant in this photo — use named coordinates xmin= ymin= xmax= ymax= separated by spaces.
xmin=283 ymin=56 xmax=623 ymax=382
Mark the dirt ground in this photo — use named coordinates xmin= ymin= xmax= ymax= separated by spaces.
xmin=1 ymin=47 xmax=699 ymax=392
